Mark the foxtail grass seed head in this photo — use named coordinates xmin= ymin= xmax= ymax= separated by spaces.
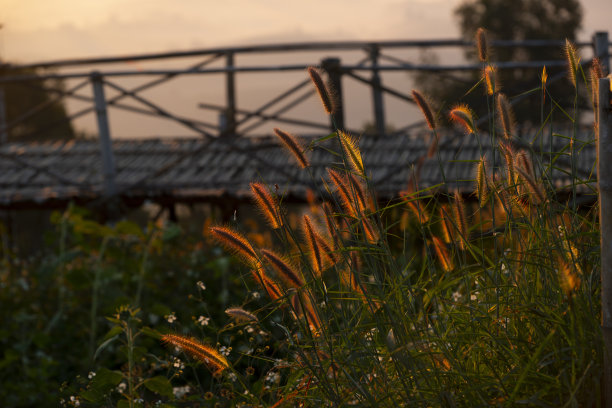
xmin=250 ymin=182 xmax=282 ymax=229
xmin=564 ymin=39 xmax=580 ymax=87
xmin=261 ymin=249 xmax=304 ymax=289
xmin=225 ymin=307 xmax=258 ymax=322
xmin=431 ymin=236 xmax=454 ymax=272
xmin=449 ymin=104 xmax=476 ymax=134
xmin=453 ymin=192 xmax=468 ymax=250
xmin=483 ymin=65 xmax=498 ymax=95
xmin=592 ymin=57 xmax=604 ymax=79
xmin=499 ymin=141 xmax=516 ymax=186
xmin=412 ymin=90 xmax=436 ymax=130
xmin=476 ymin=28 xmax=489 ymax=62
xmin=302 ymin=215 xmax=323 ymax=276
xmin=338 ymin=131 xmax=365 ymax=175
xmin=328 ymin=168 xmax=358 ymax=216
xmin=210 ymin=226 xmax=258 ymax=266
xmin=559 ymin=260 xmax=580 ymax=298
xmin=161 ymin=334 xmax=229 ymax=372
xmin=251 ymin=269 xmax=283 ymax=301
xmin=515 ymin=151 xmax=534 ymax=180
xmin=541 ymin=66 xmax=548 ymax=102
xmin=348 ymin=173 xmax=370 ymax=213
xmin=307 ymin=66 xmax=334 ymax=115
xmin=496 ymin=93 xmax=515 ymax=139
xmin=273 ymin=128 xmax=309 ymax=168
xmin=439 ymin=206 xmax=454 ymax=244
xmin=475 ymin=157 xmax=489 ymax=208
xmin=516 ymin=166 xmax=545 ymax=205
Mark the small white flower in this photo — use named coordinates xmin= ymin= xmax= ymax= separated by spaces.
xmin=197 ymin=281 xmax=206 ymax=291
xmin=165 ymin=313 xmax=177 ymax=324
xmin=88 ymin=371 xmax=96 ymax=379
xmin=70 ymin=396 xmax=80 ymax=407
xmin=172 ymin=385 xmax=191 ymax=398
xmin=219 ymin=346 xmax=231 ymax=357
xmin=116 ymin=382 xmax=127 ymax=393
xmin=251 ymin=291 xmax=261 ymax=300
xmin=228 ymin=372 xmax=237 ymax=382
xmin=265 ymin=371 xmax=281 ymax=383
xmin=197 ymin=315 xmax=210 ymax=326
xmin=173 ymin=357 xmax=185 ymax=370
xmin=452 ymin=291 xmax=462 ymax=302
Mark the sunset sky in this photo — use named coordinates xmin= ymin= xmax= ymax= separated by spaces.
xmin=1 ymin=0 xmax=610 ymax=137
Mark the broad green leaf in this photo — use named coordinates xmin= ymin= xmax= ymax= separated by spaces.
xmin=144 ymin=376 xmax=173 ymax=397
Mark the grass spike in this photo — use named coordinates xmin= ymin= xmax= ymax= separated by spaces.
xmin=250 ymin=182 xmax=282 ymax=229
xmin=274 ymin=128 xmax=309 ymax=168
xmin=161 ymin=334 xmax=229 ymax=372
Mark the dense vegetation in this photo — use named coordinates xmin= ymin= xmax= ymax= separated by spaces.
xmin=0 ymin=31 xmax=605 ymax=407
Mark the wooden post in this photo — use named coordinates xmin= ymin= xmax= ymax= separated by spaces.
xmin=599 ymin=77 xmax=612 ymax=406
xmin=370 ymin=45 xmax=386 ymax=137
xmin=225 ymin=52 xmax=237 ymax=136
xmin=0 ymin=87 xmax=7 ymax=143
xmin=91 ymin=72 xmax=117 ymax=197
xmin=593 ymin=31 xmax=610 ymax=75
xmin=321 ymin=57 xmax=344 ymax=131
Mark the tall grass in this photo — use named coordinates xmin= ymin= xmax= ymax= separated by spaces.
xmin=166 ymin=31 xmax=603 ymax=407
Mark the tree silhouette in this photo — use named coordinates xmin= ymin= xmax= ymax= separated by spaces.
xmin=415 ymin=0 xmax=583 ymax=126
xmin=0 ymin=66 xmax=75 ymax=142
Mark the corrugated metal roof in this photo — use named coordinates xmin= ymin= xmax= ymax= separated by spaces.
xmin=0 ymin=127 xmax=597 ymax=207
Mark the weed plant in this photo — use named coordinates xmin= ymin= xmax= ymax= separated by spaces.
xmin=160 ymin=31 xmax=604 ymax=407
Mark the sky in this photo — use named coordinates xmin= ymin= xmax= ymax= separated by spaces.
xmin=0 ymin=0 xmax=610 ymax=137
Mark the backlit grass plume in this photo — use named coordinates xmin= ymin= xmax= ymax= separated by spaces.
xmin=476 ymin=27 xmax=489 ymax=62
xmin=496 ymin=93 xmax=515 ymax=138
xmin=307 ymin=66 xmax=334 ymax=114
xmin=452 ymin=192 xmax=468 ymax=250
xmin=412 ymin=90 xmax=436 ymax=130
xmin=251 ymin=268 xmax=283 ymax=301
xmin=225 ymin=307 xmax=258 ymax=322
xmin=328 ymin=168 xmax=359 ymax=216
xmin=449 ymin=104 xmax=476 ymax=134
xmin=210 ymin=226 xmax=259 ymax=267
xmin=303 ymin=215 xmax=323 ymax=275
xmin=431 ymin=236 xmax=454 ymax=272
xmin=475 ymin=157 xmax=489 ymax=208
xmin=483 ymin=65 xmax=498 ymax=95
xmin=261 ymin=249 xmax=304 ymax=289
xmin=338 ymin=131 xmax=365 ymax=176
xmin=564 ymin=39 xmax=580 ymax=87
xmin=250 ymin=182 xmax=282 ymax=229
xmin=161 ymin=334 xmax=229 ymax=372
xmin=274 ymin=128 xmax=309 ymax=168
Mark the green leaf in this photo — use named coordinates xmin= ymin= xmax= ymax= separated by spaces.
xmin=94 ymin=334 xmax=120 ymax=360
xmin=117 ymin=399 xmax=130 ymax=408
xmin=140 ymin=326 xmax=162 ymax=339
xmin=144 ymin=376 xmax=174 ymax=397
xmin=103 ymin=325 xmax=124 ymax=341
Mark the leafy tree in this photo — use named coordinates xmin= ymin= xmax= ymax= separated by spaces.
xmin=415 ymin=0 xmax=584 ymax=125
xmin=0 ymin=66 xmax=75 ymax=142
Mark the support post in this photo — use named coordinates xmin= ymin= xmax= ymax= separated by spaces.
xmin=370 ymin=46 xmax=385 ymax=137
xmin=599 ymin=77 xmax=612 ymax=406
xmin=225 ymin=52 xmax=237 ymax=136
xmin=91 ymin=72 xmax=117 ymax=197
xmin=594 ymin=31 xmax=610 ymax=75
xmin=321 ymin=57 xmax=344 ymax=131
xmin=0 ymin=87 xmax=7 ymax=143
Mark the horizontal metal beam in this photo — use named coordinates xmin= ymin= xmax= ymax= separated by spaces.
xmin=198 ymin=102 xmax=329 ymax=130
xmin=2 ymin=39 xmax=596 ymax=71
xmin=0 ymin=60 xmax=571 ymax=83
